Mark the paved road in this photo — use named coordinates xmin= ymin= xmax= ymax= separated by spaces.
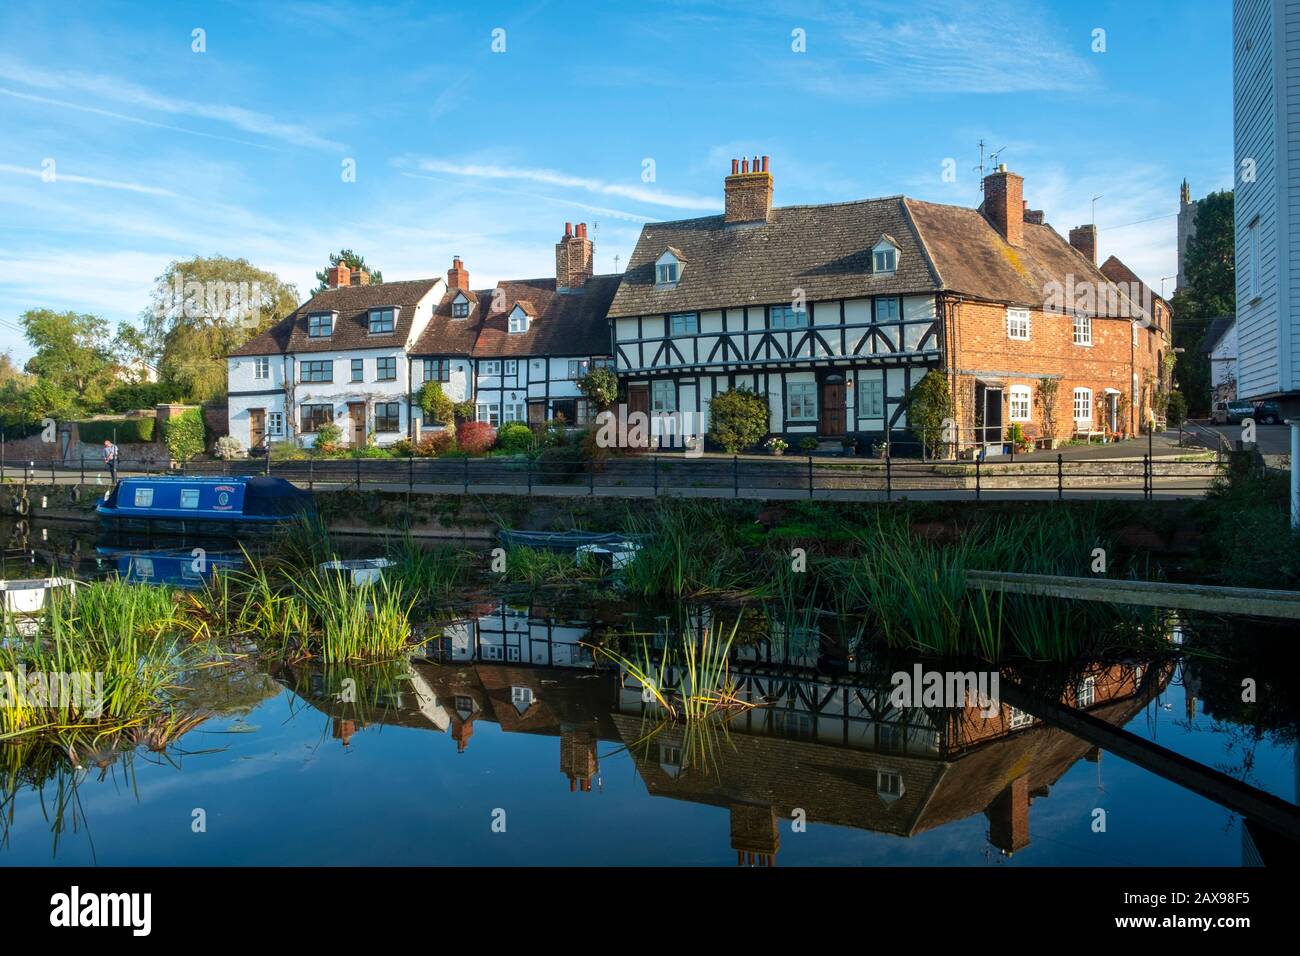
xmin=1185 ymin=419 xmax=1292 ymax=456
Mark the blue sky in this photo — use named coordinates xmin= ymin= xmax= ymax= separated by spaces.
xmin=0 ymin=0 xmax=1232 ymax=363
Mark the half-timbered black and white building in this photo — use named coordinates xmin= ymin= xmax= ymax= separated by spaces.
xmin=608 ymin=158 xmax=945 ymax=446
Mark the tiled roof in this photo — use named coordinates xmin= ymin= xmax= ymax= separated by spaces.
xmin=610 ymin=195 xmax=1147 ymax=320
xmin=608 ymin=198 xmax=941 ymax=318
xmin=904 ymin=199 xmax=1144 ymax=318
xmin=411 ymin=287 xmax=495 ymax=356
xmin=230 ymin=278 xmax=439 ymax=356
xmin=1199 ymin=315 xmax=1236 ymax=355
xmin=471 ymin=274 xmax=619 ymax=358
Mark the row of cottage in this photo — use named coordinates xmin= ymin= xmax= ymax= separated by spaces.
xmin=228 ymin=159 xmax=1171 ymax=454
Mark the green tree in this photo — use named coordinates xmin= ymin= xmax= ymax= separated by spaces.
xmin=143 ymin=255 xmax=299 ymax=404
xmin=1170 ymin=190 xmax=1234 ymax=415
xmin=313 ymin=250 xmax=383 ymax=294
xmin=20 ymin=309 xmax=116 ymax=410
xmin=576 ymin=367 xmax=619 ymax=410
xmin=908 ymin=370 xmax=954 ymax=458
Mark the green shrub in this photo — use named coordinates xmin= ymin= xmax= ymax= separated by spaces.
xmin=536 ymin=444 xmax=585 ymax=483
xmin=799 ymin=436 xmax=819 ymax=453
xmin=105 ymin=380 xmax=185 ymax=413
xmin=1165 ymin=390 xmax=1188 ymax=428
xmin=78 ymin=417 xmax=156 ymax=444
xmin=313 ymin=421 xmax=343 ymax=452
xmin=496 ymin=421 xmax=535 ymax=454
xmin=163 ymin=408 xmax=206 ymax=461
xmin=453 ymin=400 xmax=476 ymax=423
xmin=418 ymin=382 xmax=455 ymax=426
xmin=576 ymin=367 xmax=619 ymax=410
xmin=909 ymin=369 xmax=954 ymax=457
xmin=707 ymin=386 xmax=769 ymax=453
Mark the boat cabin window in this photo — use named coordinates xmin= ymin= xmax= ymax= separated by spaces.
xmin=180 ymin=488 xmax=200 ymax=509
xmin=133 ymin=487 xmax=155 ymax=507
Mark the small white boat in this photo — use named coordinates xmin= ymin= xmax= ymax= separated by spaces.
xmin=317 ymin=558 xmax=394 ymax=587
xmin=575 ymin=540 xmax=641 ymax=571
xmin=1 ymin=576 xmax=76 ymax=615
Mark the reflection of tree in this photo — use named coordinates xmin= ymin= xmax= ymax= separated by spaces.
xmin=1184 ymin=619 xmax=1299 ymax=749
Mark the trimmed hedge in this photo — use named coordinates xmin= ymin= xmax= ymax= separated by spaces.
xmin=163 ymin=408 xmax=206 ymax=461
xmin=78 ymin=417 xmax=156 ymax=444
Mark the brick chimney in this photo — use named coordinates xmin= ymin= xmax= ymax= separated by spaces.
xmin=986 ymin=775 xmax=1030 ymax=855
xmin=1023 ymin=201 xmax=1045 ymax=225
xmin=555 ymin=221 xmax=594 ymax=291
xmin=1069 ymin=224 xmax=1098 ymax=265
xmin=982 ymin=165 xmax=1024 ymax=247
xmin=325 ymin=262 xmax=369 ymax=288
xmin=724 ymin=155 xmax=773 ymax=224
xmin=447 ymin=256 xmax=469 ymax=290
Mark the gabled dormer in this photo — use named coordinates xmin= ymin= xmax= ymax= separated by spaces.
xmin=655 ymin=247 xmax=684 ymax=288
xmin=508 ymin=302 xmax=535 ymax=334
xmin=452 ymin=292 xmax=472 ymax=319
xmin=872 ymin=236 xmax=900 ymax=276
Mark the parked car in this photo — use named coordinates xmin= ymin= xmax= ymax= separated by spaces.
xmin=1224 ymin=399 xmax=1282 ymax=425
xmin=1211 ymin=401 xmax=1229 ymax=425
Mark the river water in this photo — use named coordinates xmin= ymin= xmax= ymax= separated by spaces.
xmin=1 ymin=519 xmax=1296 ymax=866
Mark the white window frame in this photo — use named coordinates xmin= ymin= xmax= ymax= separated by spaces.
xmin=511 ymin=686 xmax=534 ymax=707
xmin=876 ymin=770 xmax=903 ymax=798
xmin=254 ymin=356 xmax=270 ymax=380
xmin=1006 ymin=308 xmax=1031 ymax=341
xmin=368 ymin=308 xmax=395 ymax=334
xmin=567 ymin=359 xmax=586 ymax=380
xmin=655 ymin=258 xmax=679 ymax=286
xmin=476 ymin=402 xmax=501 ymax=427
xmin=267 ymin=411 xmax=284 ymax=437
xmin=1072 ymin=313 xmax=1093 ymax=346
xmin=503 ymin=402 xmax=526 ymax=423
xmin=1008 ymin=385 xmax=1032 ymax=422
xmin=508 ymin=308 xmax=529 ymax=334
xmin=786 ymin=381 xmax=817 ymax=421
xmin=1077 ymin=676 xmax=1096 ymax=708
xmin=670 ymin=312 xmax=698 ymax=335
xmin=504 ymin=360 xmax=517 ymax=376
xmin=875 ymin=297 xmax=900 ymax=322
xmin=1072 ymin=387 xmax=1093 ymax=423
xmin=452 ymin=297 xmax=470 ymax=318
xmin=1008 ymin=707 xmax=1034 ymax=729
xmin=858 ymin=378 xmax=884 ymax=418
xmin=480 ymin=360 xmax=501 ymax=376
xmin=651 ymin=380 xmax=676 ymax=412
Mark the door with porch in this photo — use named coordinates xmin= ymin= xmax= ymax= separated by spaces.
xmin=347 ymin=402 xmax=366 ymax=446
xmin=818 ymin=377 xmax=846 ymax=437
xmin=249 ymin=408 xmax=266 ymax=449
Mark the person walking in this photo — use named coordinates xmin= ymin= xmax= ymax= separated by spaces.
xmin=103 ymin=438 xmax=119 ymax=484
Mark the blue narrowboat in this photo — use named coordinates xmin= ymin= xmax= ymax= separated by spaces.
xmin=95 ymin=546 xmax=247 ymax=589
xmin=97 ymin=475 xmax=314 ymax=533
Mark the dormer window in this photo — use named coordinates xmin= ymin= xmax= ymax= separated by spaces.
xmin=655 ymin=249 xmax=683 ymax=288
xmin=368 ymin=308 xmax=396 ymax=334
xmin=872 ymin=237 xmax=900 ymax=275
xmin=452 ymin=295 xmax=470 ymax=318
xmin=508 ymin=305 xmax=530 ymax=334
xmin=308 ymin=312 xmax=334 ymax=337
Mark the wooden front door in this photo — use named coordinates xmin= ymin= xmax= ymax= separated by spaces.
xmin=819 ymin=381 xmax=846 ymax=436
xmin=628 ymin=385 xmax=650 ymax=419
xmin=347 ymin=402 xmax=366 ymax=445
xmin=249 ymin=408 xmax=266 ymax=448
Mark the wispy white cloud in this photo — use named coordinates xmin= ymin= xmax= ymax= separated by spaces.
xmin=0 ymin=55 xmax=344 ymax=151
xmin=406 ymin=157 xmax=720 ymax=212
xmin=764 ymin=0 xmax=1095 ymax=97
xmin=400 ymin=171 xmax=659 ymax=223
xmin=0 ymin=162 xmax=177 ymax=197
xmin=0 ymin=87 xmax=284 ymax=151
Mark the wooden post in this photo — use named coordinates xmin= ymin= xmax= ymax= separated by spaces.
xmin=463 ymin=455 xmax=469 ymax=494
xmin=1056 ymin=453 xmax=1063 ymax=501
xmin=653 ymin=454 xmax=658 ymax=497
xmin=975 ymin=455 xmax=981 ymax=501
xmin=807 ymin=454 xmax=813 ymax=499
xmin=734 ymin=455 xmax=739 ymax=498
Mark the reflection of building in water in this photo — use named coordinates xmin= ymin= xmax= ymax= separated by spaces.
xmin=283 ymin=606 xmax=1166 ymax=863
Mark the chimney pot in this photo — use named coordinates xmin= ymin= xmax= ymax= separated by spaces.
xmin=761 ymin=155 xmax=769 ymax=172
xmin=741 ymin=158 xmax=749 ymax=173
xmin=725 ymin=151 xmax=774 ymax=224
xmin=556 ymin=219 xmax=594 ymax=290
xmin=731 ymin=158 xmax=739 ymax=174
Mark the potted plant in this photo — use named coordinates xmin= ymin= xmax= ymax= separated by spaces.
xmin=840 ymin=436 xmax=856 ymax=456
xmin=799 ymin=436 xmax=820 ymax=455
xmin=764 ymin=436 xmax=788 ymax=456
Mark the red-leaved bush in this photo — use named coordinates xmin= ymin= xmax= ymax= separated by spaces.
xmin=456 ymin=420 xmax=496 ymax=455
xmin=422 ymin=430 xmax=458 ymax=456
